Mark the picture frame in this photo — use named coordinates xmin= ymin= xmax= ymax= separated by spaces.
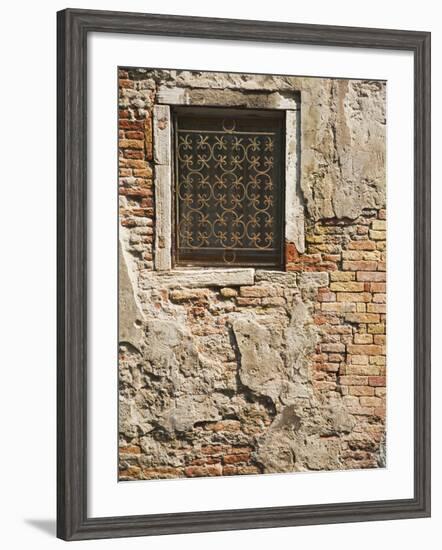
xmin=57 ymin=8 xmax=431 ymax=541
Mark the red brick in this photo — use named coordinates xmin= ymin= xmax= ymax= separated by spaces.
xmin=330 ymin=281 xmax=364 ymax=292
xmin=337 ymin=292 xmax=372 ymax=303
xmin=345 ymin=365 xmax=381 ymax=376
xmin=349 ymin=386 xmax=375 ymax=396
xmin=317 ymin=291 xmax=336 ymax=302
xmin=368 ymin=376 xmax=386 ymax=387
xmin=339 ymin=375 xmax=368 ymax=385
xmin=240 ymin=286 xmax=271 ymax=298
xmin=119 ymin=119 xmax=145 ymax=130
xmin=348 ymin=240 xmax=376 ymax=250
xmin=370 ymin=282 xmax=386 ymax=292
xmin=184 ymin=464 xmax=222 ymax=477
xmin=322 ymin=302 xmax=356 ymax=313
xmin=359 ymin=396 xmax=383 ymax=407
xmin=367 ymin=303 xmax=386 ymax=313
xmin=321 ymin=343 xmax=346 ymax=353
xmin=119 ymin=138 xmax=144 ymax=149
xmin=119 ymin=78 xmax=134 ymax=88
xmin=344 ymin=313 xmax=380 ymax=324
xmin=236 ymin=297 xmax=260 ymax=306
xmin=330 ymin=271 xmax=355 ymax=282
xmin=223 ymin=453 xmax=250 ymax=464
xmin=343 ymin=260 xmax=378 ymax=271
xmin=347 ymin=344 xmax=384 ymax=355
xmin=356 ymin=271 xmax=386 ymax=282
xmin=354 ymin=333 xmax=373 ymax=344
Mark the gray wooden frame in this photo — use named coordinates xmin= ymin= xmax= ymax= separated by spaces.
xmin=57 ymin=8 xmax=431 ymax=541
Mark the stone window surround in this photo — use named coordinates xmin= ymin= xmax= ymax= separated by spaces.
xmin=152 ymin=86 xmax=304 ymax=288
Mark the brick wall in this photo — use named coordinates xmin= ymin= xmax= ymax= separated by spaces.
xmin=118 ymin=68 xmax=386 ymax=479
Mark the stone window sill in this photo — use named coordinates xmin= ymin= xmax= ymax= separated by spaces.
xmin=140 ymin=268 xmax=255 ymax=289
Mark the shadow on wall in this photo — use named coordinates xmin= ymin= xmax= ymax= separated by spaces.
xmin=24 ymin=519 xmax=56 ymax=537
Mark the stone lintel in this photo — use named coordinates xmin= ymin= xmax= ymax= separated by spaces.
xmin=140 ymin=268 xmax=255 ymax=289
xmin=157 ymin=86 xmax=299 ymax=111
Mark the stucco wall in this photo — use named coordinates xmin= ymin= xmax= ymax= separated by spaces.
xmin=118 ymin=68 xmax=386 ymax=479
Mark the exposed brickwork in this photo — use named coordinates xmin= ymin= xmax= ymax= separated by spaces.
xmin=118 ymin=68 xmax=386 ymax=480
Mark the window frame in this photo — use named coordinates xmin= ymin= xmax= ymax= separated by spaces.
xmin=171 ymin=105 xmax=287 ymax=270
xmin=152 ymin=85 xmax=304 ymax=280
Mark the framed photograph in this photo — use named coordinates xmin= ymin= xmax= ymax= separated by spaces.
xmin=57 ymin=8 xmax=431 ymax=541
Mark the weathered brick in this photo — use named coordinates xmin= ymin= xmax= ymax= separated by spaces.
xmin=133 ymin=168 xmax=152 ymax=178
xmin=125 ymin=130 xmax=144 ymax=140
xmin=236 ymin=465 xmax=261 ymax=475
xmin=351 ymin=355 xmax=369 ymax=365
xmin=342 ymin=250 xmax=380 ymax=261
xmin=119 ymin=78 xmax=134 ymax=88
xmin=348 ymin=240 xmax=376 ymax=250
xmin=321 ymin=302 xmax=357 ymax=313
xmin=372 ymin=220 xmax=386 ymax=230
xmin=236 ymin=297 xmax=260 ymax=306
xmin=119 ymin=444 xmax=141 ymax=458
xmin=359 ymin=396 xmax=383 ymax=407
xmin=330 ymin=271 xmax=355 ymax=282
xmin=207 ymin=420 xmax=241 ymax=432
xmin=119 ymin=138 xmax=144 ymax=149
xmin=184 ymin=464 xmax=222 ymax=477
xmin=343 ymin=260 xmax=378 ymax=271
xmin=356 ymin=271 xmax=386 ymax=282
xmin=220 ymin=287 xmax=238 ymax=298
xmin=330 ymin=281 xmax=364 ymax=292
xmin=170 ymin=289 xmax=209 ymax=302
xmin=367 ymin=303 xmax=386 ymax=313
xmin=369 ymin=355 xmax=386 ymax=366
xmin=317 ymin=291 xmax=336 ymax=302
xmin=374 ymin=407 xmax=386 ymax=418
xmin=339 ymin=375 xmax=368 ymax=385
xmin=118 ymin=70 xmax=387 ymax=481
xmin=369 ymin=376 xmax=386 ymax=387
xmin=347 ymin=344 xmax=383 ymax=355
xmin=367 ymin=323 xmax=385 ymax=334
xmin=240 ymin=286 xmax=271 ymax=298
xmin=369 ymin=230 xmax=386 ymax=240
xmin=345 ymin=364 xmax=381 ymax=376
xmin=349 ymin=386 xmax=375 ymax=396
xmin=345 ymin=313 xmax=380 ymax=324
xmin=328 ymin=353 xmax=344 ymax=363
xmin=347 ymin=405 xmax=375 ymax=416
xmin=223 ymin=453 xmax=250 ymax=464
xmin=354 ymin=333 xmax=373 ymax=344
xmin=262 ymin=297 xmax=286 ymax=306
xmin=337 ymin=292 xmax=372 ymax=303
xmin=321 ymin=343 xmax=346 ymax=353
xmin=370 ymin=282 xmax=386 ymax=292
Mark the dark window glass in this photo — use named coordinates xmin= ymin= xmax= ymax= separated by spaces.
xmin=173 ymin=107 xmax=285 ymax=268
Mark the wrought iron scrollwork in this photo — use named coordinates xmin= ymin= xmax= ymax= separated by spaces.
xmin=174 ymin=110 xmax=284 ymax=267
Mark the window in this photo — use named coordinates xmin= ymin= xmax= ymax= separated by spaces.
xmin=173 ymin=108 xmax=285 ymax=268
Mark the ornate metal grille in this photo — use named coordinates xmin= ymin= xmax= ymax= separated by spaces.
xmin=173 ymin=108 xmax=284 ymax=267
